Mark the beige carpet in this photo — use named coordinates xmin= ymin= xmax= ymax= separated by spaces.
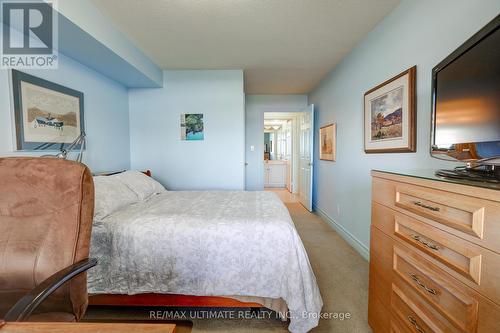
xmin=283 ymin=202 xmax=371 ymax=333
xmin=85 ymin=192 xmax=372 ymax=332
xmin=187 ymin=201 xmax=371 ymax=332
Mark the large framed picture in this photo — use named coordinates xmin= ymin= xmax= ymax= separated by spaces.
xmin=319 ymin=123 xmax=336 ymax=161
xmin=11 ymin=70 xmax=84 ymax=151
xmin=364 ymin=66 xmax=416 ymax=153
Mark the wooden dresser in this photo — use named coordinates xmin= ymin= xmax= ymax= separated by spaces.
xmin=368 ymin=170 xmax=500 ymax=333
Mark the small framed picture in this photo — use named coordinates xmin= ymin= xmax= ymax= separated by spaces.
xmin=319 ymin=123 xmax=336 ymax=161
xmin=11 ymin=70 xmax=85 ymax=151
xmin=364 ymin=66 xmax=416 ymax=153
xmin=180 ymin=113 xmax=204 ymax=140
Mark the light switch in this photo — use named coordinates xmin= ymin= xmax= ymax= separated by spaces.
xmin=250 ymin=145 xmax=255 ymax=152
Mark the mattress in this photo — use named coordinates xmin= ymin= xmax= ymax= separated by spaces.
xmin=88 ymin=191 xmax=323 ymax=332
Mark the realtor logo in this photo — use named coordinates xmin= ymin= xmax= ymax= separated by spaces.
xmin=1 ymin=0 xmax=58 ymax=69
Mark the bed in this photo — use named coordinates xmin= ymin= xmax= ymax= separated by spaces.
xmin=87 ymin=171 xmax=323 ymax=333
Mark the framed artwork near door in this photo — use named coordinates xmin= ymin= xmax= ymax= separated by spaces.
xmin=364 ymin=66 xmax=416 ymax=153
xmin=319 ymin=123 xmax=336 ymax=161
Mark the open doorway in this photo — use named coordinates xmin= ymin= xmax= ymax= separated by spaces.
xmin=263 ymin=113 xmax=298 ymax=193
xmin=263 ymin=105 xmax=314 ymax=211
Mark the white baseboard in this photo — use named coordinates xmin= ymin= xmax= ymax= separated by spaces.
xmin=313 ymin=203 xmax=370 ymax=261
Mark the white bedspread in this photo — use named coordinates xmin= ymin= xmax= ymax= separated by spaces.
xmin=88 ymin=191 xmax=323 ymax=332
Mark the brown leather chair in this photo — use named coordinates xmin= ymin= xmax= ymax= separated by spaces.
xmin=0 ymin=157 xmax=96 ymax=322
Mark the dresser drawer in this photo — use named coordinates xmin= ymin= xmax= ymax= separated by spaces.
xmin=372 ymin=177 xmax=500 ymax=254
xmin=393 ymin=244 xmax=479 ymax=332
xmin=391 ymin=254 xmax=500 ymax=333
xmin=391 ymin=279 xmax=456 ymax=333
xmin=373 ymin=202 xmax=500 ymax=306
xmin=391 ymin=315 xmax=413 ymax=333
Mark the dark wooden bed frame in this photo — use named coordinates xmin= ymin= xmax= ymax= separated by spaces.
xmin=89 ymin=170 xmax=264 ymax=309
xmin=89 ymin=293 xmax=263 ymax=308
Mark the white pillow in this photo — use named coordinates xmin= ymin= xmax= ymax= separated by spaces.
xmin=112 ymin=170 xmax=166 ymax=200
xmin=93 ymin=176 xmax=140 ymax=220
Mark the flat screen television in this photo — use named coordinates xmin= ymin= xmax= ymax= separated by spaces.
xmin=431 ymin=14 xmax=500 ymax=168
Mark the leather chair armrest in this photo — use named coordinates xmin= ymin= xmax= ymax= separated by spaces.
xmin=4 ymin=258 xmax=98 ymax=322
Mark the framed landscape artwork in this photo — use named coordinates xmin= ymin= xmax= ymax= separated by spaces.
xmin=364 ymin=66 xmax=416 ymax=153
xmin=320 ymin=123 xmax=336 ymax=161
xmin=11 ymin=70 xmax=84 ymax=151
xmin=181 ymin=113 xmax=204 ymax=140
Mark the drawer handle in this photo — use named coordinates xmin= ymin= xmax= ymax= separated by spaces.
xmin=411 ymin=234 xmax=440 ymax=251
xmin=413 ymin=201 xmax=440 ymax=212
xmin=408 ymin=316 xmax=426 ymax=333
xmin=409 ymin=273 xmax=438 ymax=295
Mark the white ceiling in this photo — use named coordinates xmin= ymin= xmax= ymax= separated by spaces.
xmin=91 ymin=0 xmax=400 ymax=94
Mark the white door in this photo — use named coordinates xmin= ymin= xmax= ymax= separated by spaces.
xmin=299 ymin=105 xmax=314 ymax=211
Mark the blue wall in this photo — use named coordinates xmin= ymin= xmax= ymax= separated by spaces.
xmin=0 ymin=53 xmax=131 ymax=172
xmin=245 ymin=95 xmax=308 ymax=190
xmin=308 ymin=0 xmax=500 ymax=259
xmin=129 ymin=70 xmax=245 ymax=190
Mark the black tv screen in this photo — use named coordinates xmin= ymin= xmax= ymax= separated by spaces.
xmin=432 ymin=15 xmax=500 ymax=163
